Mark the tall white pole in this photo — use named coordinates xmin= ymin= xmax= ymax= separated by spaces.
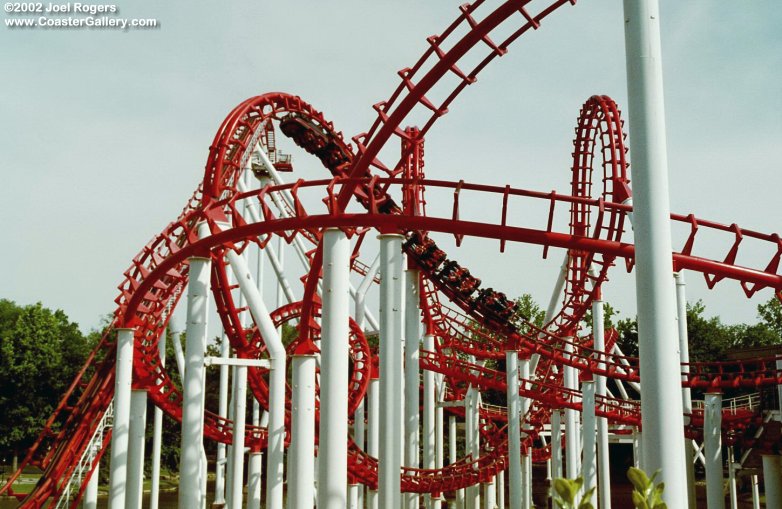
xmin=506 ymin=351 xmax=522 ymax=509
xmin=246 ymin=404 xmax=263 ymax=509
xmin=126 ymin=389 xmax=148 ymax=509
xmin=150 ymin=330 xmax=167 ymax=509
xmin=434 ymin=372 xmax=444 ymax=509
xmin=404 ymin=269 xmax=421 ymax=509
xmin=522 ymin=453 xmax=532 ymax=509
xmin=728 ymin=447 xmax=738 ymax=509
xmin=551 ymin=408 xmax=562 ymax=480
xmin=451 ymin=414 xmax=464 ymax=509
xmin=581 ymin=380 xmax=596 ymax=506
xmin=465 ymin=385 xmax=480 ymax=509
xmin=84 ymin=463 xmax=99 ymax=509
xmin=290 ymin=352 xmax=317 ymax=509
xmin=563 ymin=341 xmax=580 ymax=480
xmin=751 ymin=474 xmax=761 ymax=509
xmin=378 ymin=233 xmax=404 ymax=509
xmin=367 ymin=376 xmax=380 ymax=509
xmin=109 ymin=327 xmax=134 ymax=509
xmin=318 ymin=228 xmax=351 ymax=509
xmin=623 ymin=0 xmax=688 ymax=502
xmin=225 ymin=248 xmax=286 ymax=509
xmin=592 ymin=299 xmax=612 ymax=509
xmin=704 ymin=393 xmax=725 ymax=509
xmin=551 ymin=409 xmax=562 ymax=480
xmin=762 ymin=455 xmax=782 ymax=508
xmin=497 ymin=470 xmax=505 ymax=509
xmin=179 ymin=243 xmax=211 ymax=509
xmin=632 ymin=429 xmax=642 ymax=469
xmin=424 ymin=335 xmax=437 ymax=509
xmin=247 ymin=406 xmax=269 ymax=509
xmin=484 ymin=477 xmax=496 ymax=509
xmin=229 ymin=366 xmax=248 ymax=509
xmin=674 ymin=272 xmax=696 ymax=509
xmin=355 ymin=255 xmax=378 ymax=509
xmin=519 ymin=358 xmax=532 ymax=509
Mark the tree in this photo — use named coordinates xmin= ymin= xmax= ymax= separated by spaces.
xmin=757 ymin=297 xmax=782 ymax=339
xmin=515 ymin=293 xmax=546 ymax=328
xmin=0 ymin=300 xmax=94 ymax=466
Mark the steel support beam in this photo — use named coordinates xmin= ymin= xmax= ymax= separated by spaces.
xmin=592 ymin=299 xmax=612 ymax=509
xmin=404 ymin=268 xmax=421 ymax=509
xmin=150 ymin=330 xmax=167 ymax=509
xmin=506 ymin=350 xmax=522 ymax=509
xmin=378 ymin=234 xmax=404 ymax=509
xmin=289 ymin=353 xmax=317 ymax=509
xmin=179 ymin=246 xmax=211 ymax=509
xmin=581 ymin=380 xmax=596 ymax=506
xmin=763 ymin=455 xmax=782 ymax=509
xmin=704 ymin=393 xmax=725 ymax=509
xmin=623 ymin=0 xmax=688 ymax=502
xmin=126 ymin=389 xmax=147 ymax=509
xmin=318 ymin=228 xmax=351 ymax=509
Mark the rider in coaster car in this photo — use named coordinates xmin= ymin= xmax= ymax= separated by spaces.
xmin=439 ymin=260 xmax=460 ymax=283
xmin=457 ymin=272 xmax=481 ymax=296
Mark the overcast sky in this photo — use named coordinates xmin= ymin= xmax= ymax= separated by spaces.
xmin=1 ymin=1 xmax=780 ymax=333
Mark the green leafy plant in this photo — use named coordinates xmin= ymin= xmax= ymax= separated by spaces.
xmin=551 ymin=477 xmax=595 ymax=509
xmin=627 ymin=467 xmax=668 ymax=509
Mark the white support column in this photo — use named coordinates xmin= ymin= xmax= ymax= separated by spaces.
xmin=355 ymin=255 xmax=379 ymax=509
xmin=623 ymin=1 xmax=688 ymax=502
xmin=378 ymin=233 xmax=404 ymax=509
xmin=225 ymin=248 xmax=286 ymax=509
xmin=229 ymin=366 xmax=248 ymax=509
xmin=506 ymin=351 xmax=522 ymax=509
xmin=126 ymin=389 xmax=148 ymax=509
xmin=674 ymin=272 xmax=696 ymax=509
xmin=465 ymin=385 xmax=481 ymax=509
xmin=522 ymin=453 xmax=532 ymax=509
xmin=551 ymin=409 xmax=562 ymax=480
xmin=179 ymin=246 xmax=211 ymax=509
xmin=632 ymin=429 xmax=642 ymax=469
xmin=215 ymin=336 xmax=230 ymax=508
xmin=246 ymin=402 xmax=262 ymax=509
xmin=581 ymin=380 xmax=596 ymax=507
xmin=290 ymin=352 xmax=317 ymax=509
xmin=763 ymin=455 xmax=782 ymax=509
xmin=497 ymin=470 xmax=505 ymax=509
xmin=484 ymin=477 xmax=496 ymax=509
xmin=704 ymin=393 xmax=725 ymax=509
xmin=367 ymin=376 xmax=380 ymax=509
xmin=451 ymin=414 xmax=464 ymax=509
xmin=519 ymin=358 xmax=531 ymax=509
xmin=728 ymin=448 xmax=738 ymax=509
xmin=404 ymin=268 xmax=421 ymax=509
xmin=424 ymin=335 xmax=437 ymax=509
xmin=109 ymin=328 xmax=134 ymax=509
xmin=751 ymin=474 xmax=760 ymax=509
xmin=225 ymin=364 xmax=235 ymax=509
xmin=318 ymin=228 xmax=351 ymax=509
xmin=150 ymin=330 xmax=167 ymax=509
xmin=84 ymin=457 xmax=99 ymax=509
xmin=532 ymin=255 xmax=568 ymax=374
xmin=564 ymin=341 xmax=580 ymax=480
xmin=592 ymin=298 xmax=612 ymax=509
xmin=435 ymin=372 xmax=444 ymax=509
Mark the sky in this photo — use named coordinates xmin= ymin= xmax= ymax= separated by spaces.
xmin=1 ymin=1 xmax=780 ymax=334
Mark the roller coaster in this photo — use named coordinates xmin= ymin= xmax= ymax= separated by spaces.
xmin=2 ymin=1 xmax=781 ymax=508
